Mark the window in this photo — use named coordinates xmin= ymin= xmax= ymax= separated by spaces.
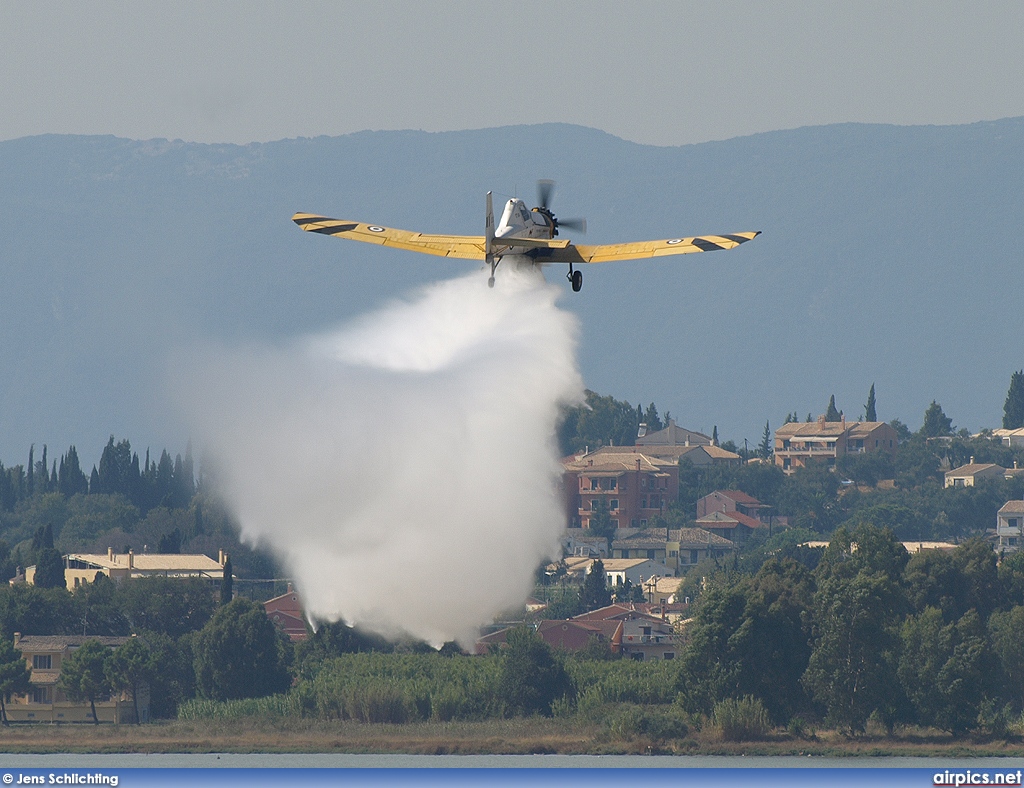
xmin=30 ymin=687 xmax=50 ymax=704
xmin=590 ymin=478 xmax=598 ymax=490
xmin=591 ymin=500 xmax=599 ymax=511
xmin=641 ymin=497 xmax=647 ymax=508
xmin=663 ymin=652 xmax=675 ymax=660
xmin=609 ymin=499 xmax=618 ymax=511
xmin=647 ymin=550 xmax=655 ymax=559
xmin=32 ymin=655 xmax=51 ymax=670
xmin=690 ymin=550 xmax=699 ymax=564
xmin=608 ymin=478 xmax=617 ymax=490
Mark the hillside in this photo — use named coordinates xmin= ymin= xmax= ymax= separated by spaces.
xmin=2 ymin=120 xmax=1023 ymax=460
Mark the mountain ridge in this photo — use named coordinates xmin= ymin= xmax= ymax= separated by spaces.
xmin=2 ymin=119 xmax=1023 ymax=464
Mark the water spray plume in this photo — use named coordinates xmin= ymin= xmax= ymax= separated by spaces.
xmin=179 ymin=270 xmax=582 ymax=645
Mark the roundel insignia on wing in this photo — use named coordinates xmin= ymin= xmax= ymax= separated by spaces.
xmin=666 ymin=239 xmax=683 ymax=245
xmin=368 ymin=226 xmax=385 ymax=233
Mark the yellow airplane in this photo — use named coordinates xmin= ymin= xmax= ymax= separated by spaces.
xmin=292 ymin=180 xmax=759 ymax=292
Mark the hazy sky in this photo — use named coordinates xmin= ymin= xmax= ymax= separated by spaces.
xmin=3 ymin=1 xmax=1023 ymax=147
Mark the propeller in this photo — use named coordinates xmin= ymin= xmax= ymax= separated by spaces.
xmin=534 ymin=179 xmax=586 ymax=236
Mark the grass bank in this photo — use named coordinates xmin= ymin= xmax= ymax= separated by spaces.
xmin=1 ymin=718 xmax=1024 ymax=757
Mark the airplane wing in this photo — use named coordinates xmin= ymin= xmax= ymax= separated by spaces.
xmin=292 ymin=213 xmax=487 ymax=260
xmin=539 ymin=232 xmax=761 ymax=264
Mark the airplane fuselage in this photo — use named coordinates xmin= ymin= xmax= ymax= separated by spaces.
xmin=494 ymin=198 xmax=555 ymax=252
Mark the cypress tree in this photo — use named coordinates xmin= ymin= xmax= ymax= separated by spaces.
xmin=579 ymin=559 xmax=612 ymax=611
xmin=34 ymin=547 xmax=65 ymax=589
xmin=759 ymin=420 xmax=773 ymax=459
xmin=825 ymin=395 xmax=841 ymax=422
xmin=1004 ymin=371 xmax=1024 ymax=429
xmin=865 ymin=384 xmax=877 ymax=422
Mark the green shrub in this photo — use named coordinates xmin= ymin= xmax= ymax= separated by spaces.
xmin=606 ymin=703 xmax=689 ymax=742
xmin=177 ymin=693 xmax=302 ymax=720
xmin=711 ymin=696 xmax=771 ymax=741
xmin=342 ymin=682 xmax=417 ymax=724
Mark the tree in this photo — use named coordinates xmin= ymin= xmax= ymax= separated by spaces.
xmin=192 ymin=598 xmax=291 ymax=701
xmin=899 ymin=608 xmax=993 ymax=733
xmin=921 ymin=401 xmax=954 ymax=437
xmin=0 ymin=638 xmax=30 ymax=725
xmin=678 ymin=559 xmax=815 ymax=725
xmin=558 ymin=390 xmax=641 ymax=455
xmin=156 ymin=529 xmax=181 ymax=554
xmin=803 ymin=569 xmax=904 ymax=733
xmin=1005 ymin=371 xmax=1024 ymax=429
xmin=496 ymin=626 xmax=573 ymax=716
xmin=57 ymin=446 xmax=88 ymax=498
xmin=136 ymin=630 xmax=196 ymax=718
xmin=643 ymin=403 xmax=664 ymax=432
xmin=57 ymin=639 xmax=112 ymax=724
xmin=758 ymin=421 xmax=772 ymax=460
xmin=890 ymin=419 xmax=912 ymax=442
xmin=105 ymin=636 xmax=152 ymax=724
xmin=34 ymin=547 xmax=66 ymax=590
xmin=865 ymin=384 xmax=877 ymax=422
xmin=802 ymin=525 xmax=908 ymax=733
xmin=825 ymin=395 xmax=841 ymax=422
xmin=97 ymin=436 xmax=138 ymax=500
xmin=587 ymin=500 xmax=615 ymax=553
xmin=989 ymin=606 xmax=1024 ymax=710
xmin=116 ymin=577 xmax=214 ymax=639
xmin=0 ymin=584 xmax=77 ymax=637
xmin=578 ymin=559 xmax=612 ymax=611
xmin=74 ymin=573 xmax=129 ymax=636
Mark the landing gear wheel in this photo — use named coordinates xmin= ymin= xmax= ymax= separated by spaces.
xmin=488 ymin=276 xmax=495 ymax=288
xmin=571 ymin=269 xmax=583 ymax=292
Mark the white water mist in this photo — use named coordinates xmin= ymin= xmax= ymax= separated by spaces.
xmin=179 ymin=269 xmax=582 ymax=644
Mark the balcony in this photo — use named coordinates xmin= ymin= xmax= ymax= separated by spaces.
xmin=625 ymin=635 xmax=672 ymax=644
xmin=775 ymin=445 xmax=837 ymax=455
